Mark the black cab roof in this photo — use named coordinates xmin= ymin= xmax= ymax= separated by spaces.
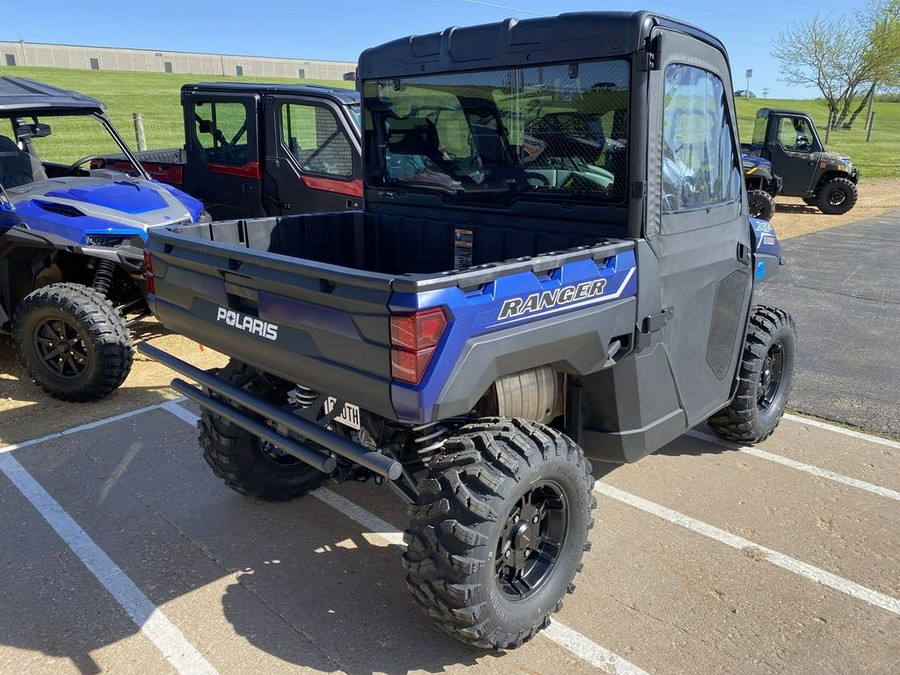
xmin=181 ymin=82 xmax=359 ymax=105
xmin=756 ymin=108 xmax=811 ymax=118
xmin=358 ymin=11 xmax=726 ymax=78
xmin=0 ymin=76 xmax=106 ymax=115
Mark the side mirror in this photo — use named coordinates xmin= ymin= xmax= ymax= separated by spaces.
xmin=15 ymin=122 xmax=52 ymax=140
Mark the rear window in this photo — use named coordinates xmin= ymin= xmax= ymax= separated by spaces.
xmin=363 ymin=59 xmax=630 ymax=208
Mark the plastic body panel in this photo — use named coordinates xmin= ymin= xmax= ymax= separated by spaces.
xmin=145 ymin=213 xmax=633 ymax=423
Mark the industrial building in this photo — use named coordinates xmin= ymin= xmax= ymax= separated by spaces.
xmin=0 ymin=40 xmax=356 ymax=80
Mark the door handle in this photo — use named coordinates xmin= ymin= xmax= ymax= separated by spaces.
xmin=736 ymin=242 xmax=751 ymax=265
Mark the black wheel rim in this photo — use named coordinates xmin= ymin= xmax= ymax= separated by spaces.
xmin=749 ymin=200 xmax=763 ymax=218
xmin=495 ymin=481 xmax=568 ymax=600
xmin=33 ymin=317 xmax=89 ymax=380
xmin=828 ymin=188 xmax=846 ymax=206
xmin=258 ymin=438 xmax=305 ymax=468
xmin=758 ymin=340 xmax=785 ymax=412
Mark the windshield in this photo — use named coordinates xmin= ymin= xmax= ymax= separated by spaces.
xmin=4 ymin=113 xmax=128 ymax=166
xmin=751 ymin=114 xmax=768 ymax=146
xmin=348 ymin=103 xmax=361 ymax=129
xmin=363 ymin=59 xmax=629 ymax=206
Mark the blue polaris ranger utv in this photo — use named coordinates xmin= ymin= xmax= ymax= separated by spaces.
xmin=140 ymin=12 xmax=797 ymax=650
xmin=0 ymin=77 xmax=206 ymax=401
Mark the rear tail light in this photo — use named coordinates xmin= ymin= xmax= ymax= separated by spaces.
xmin=143 ymin=248 xmax=155 ymax=294
xmin=390 ymin=308 xmax=447 ymax=384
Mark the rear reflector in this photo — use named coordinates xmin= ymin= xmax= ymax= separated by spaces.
xmin=391 ymin=347 xmax=436 ymax=384
xmin=142 ymin=249 xmax=155 ymax=294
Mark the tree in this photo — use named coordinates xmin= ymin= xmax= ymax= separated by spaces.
xmin=771 ymin=0 xmax=900 ymax=128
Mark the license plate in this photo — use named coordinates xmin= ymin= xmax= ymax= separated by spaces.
xmin=323 ymin=397 xmax=361 ymax=430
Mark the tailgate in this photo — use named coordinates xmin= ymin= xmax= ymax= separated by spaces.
xmin=146 ymin=223 xmax=397 ymax=419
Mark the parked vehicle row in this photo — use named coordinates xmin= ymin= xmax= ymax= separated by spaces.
xmin=1 ymin=78 xmax=365 ymax=400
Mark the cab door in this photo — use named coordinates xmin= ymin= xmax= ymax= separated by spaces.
xmin=263 ymin=95 xmax=362 ymax=215
xmin=647 ymin=28 xmax=754 ymax=426
xmin=182 ymin=92 xmax=263 ymax=220
xmin=765 ymin=114 xmax=819 ymax=195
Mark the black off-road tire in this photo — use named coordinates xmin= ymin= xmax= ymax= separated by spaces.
xmin=12 ymin=283 xmax=132 ymax=402
xmin=708 ymin=306 xmax=796 ymax=444
xmin=198 ymin=359 xmax=329 ymax=501
xmin=747 ymin=189 xmax=776 ymax=220
xmin=403 ymin=418 xmax=595 ymax=650
xmin=816 ymin=177 xmax=858 ymax=215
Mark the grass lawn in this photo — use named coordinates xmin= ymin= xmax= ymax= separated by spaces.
xmin=0 ymin=65 xmax=350 ymax=155
xmin=735 ymin=97 xmax=900 ymax=179
xmin=2 ymin=65 xmax=899 ymax=178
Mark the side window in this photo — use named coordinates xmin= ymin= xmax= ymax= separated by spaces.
xmin=662 ymin=64 xmax=741 ymax=213
xmin=777 ymin=117 xmax=813 ymax=151
xmin=281 ymin=103 xmax=354 ymax=178
xmin=193 ymin=101 xmax=249 ymax=165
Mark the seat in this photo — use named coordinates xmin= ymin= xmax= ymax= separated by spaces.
xmin=0 ymin=135 xmax=47 ymax=188
xmin=386 ymin=118 xmax=443 ymax=164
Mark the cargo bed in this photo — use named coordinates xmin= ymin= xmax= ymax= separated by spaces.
xmin=146 ymin=210 xmax=634 ymax=421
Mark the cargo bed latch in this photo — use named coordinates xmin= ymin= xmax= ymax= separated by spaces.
xmin=637 ymin=306 xmax=674 ymax=348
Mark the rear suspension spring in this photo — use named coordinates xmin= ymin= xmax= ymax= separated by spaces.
xmin=410 ymin=422 xmax=448 ymax=465
xmin=287 ymin=386 xmax=319 ymax=409
xmin=92 ymin=260 xmax=117 ymax=296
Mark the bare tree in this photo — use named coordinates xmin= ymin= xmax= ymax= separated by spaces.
xmin=771 ymin=0 xmax=900 ymax=128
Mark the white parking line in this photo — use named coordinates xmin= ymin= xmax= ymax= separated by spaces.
xmin=310 ymin=487 xmax=406 ymax=546
xmin=162 ymin=400 xmax=205 ymax=428
xmin=783 ymin=413 xmax=900 ymax=450
xmin=0 ymin=398 xmax=186 ymax=456
xmin=161 ymin=405 xmax=648 ymax=674
xmin=686 ymin=430 xmax=900 ymax=502
xmin=596 ymin=482 xmax=900 ymax=617
xmin=6 ymin=397 xmax=894 ymax=673
xmin=311 ymin=488 xmax=648 ymax=674
xmin=543 ymin=620 xmax=650 ymax=675
xmin=0 ymin=452 xmax=217 ymax=675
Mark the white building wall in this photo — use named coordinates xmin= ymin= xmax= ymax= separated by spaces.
xmin=0 ymin=41 xmax=355 ymax=80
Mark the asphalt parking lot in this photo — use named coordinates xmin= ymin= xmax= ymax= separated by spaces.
xmin=1 ymin=394 xmax=898 ymax=674
xmin=760 ymin=209 xmax=900 ymax=437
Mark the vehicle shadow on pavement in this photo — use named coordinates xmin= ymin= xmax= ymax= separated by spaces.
xmin=774 ymin=203 xmax=819 ymax=215
xmin=649 ymin=428 xmax=731 ymax=458
xmin=2 ymin=411 xmax=491 ymax=672
xmin=127 ymin=315 xmax=170 ymax=342
xmin=214 ymin=502 xmax=492 ymax=672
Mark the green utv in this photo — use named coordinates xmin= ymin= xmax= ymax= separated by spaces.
xmin=742 ymin=108 xmax=859 ymax=215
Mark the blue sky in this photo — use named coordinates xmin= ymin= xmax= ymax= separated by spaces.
xmin=4 ymin=0 xmax=869 ymax=99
